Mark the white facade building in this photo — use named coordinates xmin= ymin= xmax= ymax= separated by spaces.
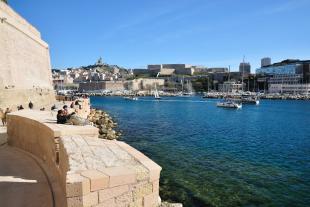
xmin=269 ymin=84 xmax=310 ymax=94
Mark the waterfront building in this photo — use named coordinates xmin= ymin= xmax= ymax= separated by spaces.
xmin=79 ymin=81 xmax=125 ymax=92
xmin=261 ymin=57 xmax=271 ymax=67
xmin=129 ymin=78 xmax=165 ymax=91
xmin=269 ymin=83 xmax=310 ymax=94
xmin=207 ymin=68 xmax=229 ymax=73
xmin=256 ymin=59 xmax=303 ymax=75
xmin=148 ymin=64 xmax=195 ymax=76
xmin=268 ymin=74 xmax=303 ymax=85
xmin=256 ymin=59 xmax=310 ymax=93
xmin=239 ymin=62 xmax=251 ymax=74
xmin=219 ymin=81 xmax=243 ymax=93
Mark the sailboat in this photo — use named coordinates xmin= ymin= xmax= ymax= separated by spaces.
xmin=180 ymin=76 xmax=194 ymax=96
xmin=154 ymin=84 xmax=161 ymax=99
xmin=153 ymin=72 xmax=161 ymax=99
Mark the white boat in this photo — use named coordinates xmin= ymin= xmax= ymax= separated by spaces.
xmin=124 ymin=96 xmax=138 ymax=101
xmin=241 ymin=95 xmax=260 ymax=105
xmin=217 ymin=100 xmax=242 ymax=109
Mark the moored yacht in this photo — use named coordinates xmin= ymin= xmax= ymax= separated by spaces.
xmin=217 ymin=100 xmax=242 ymax=109
xmin=124 ymin=96 xmax=138 ymax=101
xmin=241 ymin=94 xmax=260 ymax=105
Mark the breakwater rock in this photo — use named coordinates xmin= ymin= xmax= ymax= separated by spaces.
xmin=160 ymin=202 xmax=183 ymax=207
xmin=87 ymin=109 xmax=121 ymax=140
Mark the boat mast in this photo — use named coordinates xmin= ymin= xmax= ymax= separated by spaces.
xmin=242 ymin=56 xmax=245 ymax=92
xmin=182 ymin=76 xmax=184 ymax=93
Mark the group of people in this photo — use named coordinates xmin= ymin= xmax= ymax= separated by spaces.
xmin=56 ymin=105 xmax=89 ymax=126
xmin=17 ymin=101 xmax=33 ymax=111
xmin=57 ymin=105 xmax=74 ymax=124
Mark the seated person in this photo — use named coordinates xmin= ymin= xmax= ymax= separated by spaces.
xmin=17 ymin=105 xmax=24 ymax=110
xmin=66 ymin=112 xmax=90 ymax=126
xmin=63 ymin=105 xmax=69 ymax=115
xmin=51 ymin=104 xmax=56 ymax=110
xmin=56 ymin=110 xmax=67 ymax=124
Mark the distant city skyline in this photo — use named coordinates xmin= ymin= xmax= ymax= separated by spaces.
xmin=9 ymin=0 xmax=310 ymax=71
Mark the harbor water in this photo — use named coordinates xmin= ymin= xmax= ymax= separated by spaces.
xmin=91 ymin=96 xmax=310 ymax=207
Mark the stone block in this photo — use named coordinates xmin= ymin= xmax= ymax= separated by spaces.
xmin=66 ymin=173 xmax=90 ymax=197
xmin=129 ymin=198 xmax=143 ymax=207
xmin=95 ymin=198 xmax=116 ymax=207
xmin=132 ymin=181 xmax=153 ymax=201
xmin=143 ymin=192 xmax=159 ymax=207
xmin=67 ymin=191 xmax=99 ymax=207
xmin=100 ymin=166 xmax=136 ymax=187
xmin=83 ymin=191 xmax=99 ymax=206
xmin=81 ymin=170 xmax=109 ymax=191
xmin=99 ymin=185 xmax=129 ymax=202
xmin=152 ymin=180 xmax=159 ymax=193
xmin=116 ymin=141 xmax=162 ymax=181
xmin=115 ymin=191 xmax=133 ymax=206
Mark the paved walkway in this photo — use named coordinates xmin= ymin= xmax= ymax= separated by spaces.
xmin=0 ymin=128 xmax=54 ymax=207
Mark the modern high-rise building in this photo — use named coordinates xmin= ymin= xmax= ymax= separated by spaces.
xmin=239 ymin=62 xmax=251 ymax=74
xmin=261 ymin=57 xmax=271 ymax=67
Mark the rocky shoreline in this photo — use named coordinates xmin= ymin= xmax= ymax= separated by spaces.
xmin=87 ymin=108 xmax=183 ymax=206
xmin=87 ymin=109 xmax=121 ymax=140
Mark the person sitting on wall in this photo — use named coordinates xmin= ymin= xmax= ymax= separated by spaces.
xmin=66 ymin=112 xmax=90 ymax=126
xmin=56 ymin=110 xmax=67 ymax=124
xmin=2 ymin=108 xmax=12 ymax=125
xmin=0 ymin=108 xmax=5 ymax=126
xmin=63 ymin=105 xmax=69 ymax=115
xmin=51 ymin=104 xmax=56 ymax=111
xmin=28 ymin=101 xmax=33 ymax=109
xmin=70 ymin=102 xmax=74 ymax=109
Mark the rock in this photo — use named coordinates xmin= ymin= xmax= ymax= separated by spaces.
xmin=89 ymin=108 xmax=120 ymax=140
xmin=160 ymin=202 xmax=183 ymax=207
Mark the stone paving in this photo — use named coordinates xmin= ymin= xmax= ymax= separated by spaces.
xmin=0 ymin=145 xmax=54 ymax=207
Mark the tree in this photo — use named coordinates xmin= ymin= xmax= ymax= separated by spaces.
xmin=1 ymin=0 xmax=8 ymax=4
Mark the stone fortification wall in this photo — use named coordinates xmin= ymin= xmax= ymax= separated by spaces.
xmin=0 ymin=2 xmax=55 ymax=108
xmin=7 ymin=110 xmax=161 ymax=207
xmin=0 ymin=88 xmax=55 ymax=110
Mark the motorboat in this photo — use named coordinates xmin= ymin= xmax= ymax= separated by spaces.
xmin=217 ymin=100 xmax=242 ymax=109
xmin=124 ymin=96 xmax=138 ymax=101
xmin=241 ymin=95 xmax=260 ymax=105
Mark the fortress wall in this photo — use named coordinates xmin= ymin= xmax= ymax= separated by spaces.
xmin=0 ymin=88 xmax=56 ymax=110
xmin=0 ymin=2 xmax=55 ymax=108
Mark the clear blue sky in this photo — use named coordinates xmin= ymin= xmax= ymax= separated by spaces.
xmin=9 ymin=0 xmax=310 ymax=71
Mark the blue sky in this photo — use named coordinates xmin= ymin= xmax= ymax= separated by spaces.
xmin=9 ymin=0 xmax=310 ymax=71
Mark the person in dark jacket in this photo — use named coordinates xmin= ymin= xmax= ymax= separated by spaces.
xmin=56 ymin=110 xmax=67 ymax=124
xmin=28 ymin=101 xmax=33 ymax=109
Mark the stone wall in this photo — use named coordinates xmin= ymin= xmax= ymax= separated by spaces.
xmin=0 ymin=2 xmax=55 ymax=109
xmin=7 ymin=110 xmax=162 ymax=207
xmin=79 ymin=81 xmax=125 ymax=92
xmin=0 ymin=88 xmax=56 ymax=110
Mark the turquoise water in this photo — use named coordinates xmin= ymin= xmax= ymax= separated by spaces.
xmin=91 ymin=96 xmax=310 ymax=207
